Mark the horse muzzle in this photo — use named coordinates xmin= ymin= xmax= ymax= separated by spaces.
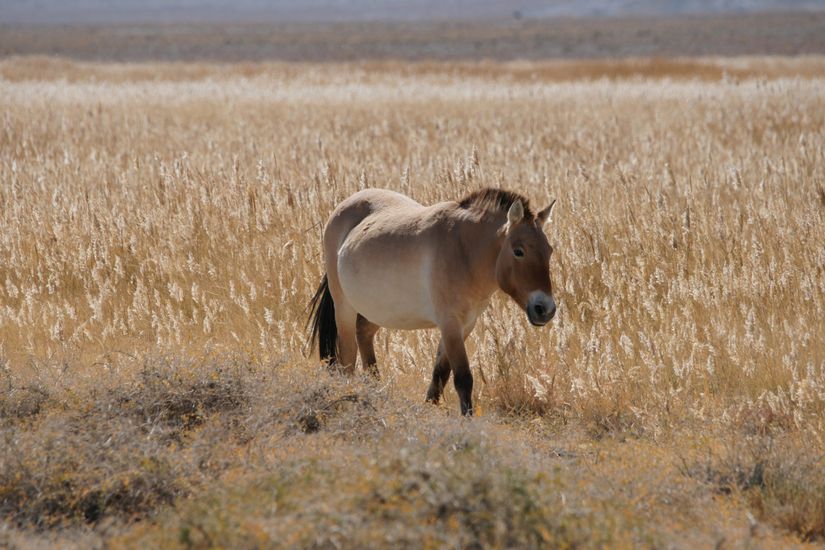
xmin=527 ymin=292 xmax=556 ymax=326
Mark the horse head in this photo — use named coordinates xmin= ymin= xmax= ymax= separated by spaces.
xmin=495 ymin=199 xmax=557 ymax=326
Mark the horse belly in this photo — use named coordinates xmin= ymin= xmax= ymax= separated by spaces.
xmin=338 ymin=245 xmax=436 ymax=330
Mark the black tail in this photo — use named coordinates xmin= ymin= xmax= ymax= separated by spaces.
xmin=308 ymin=274 xmax=337 ymax=365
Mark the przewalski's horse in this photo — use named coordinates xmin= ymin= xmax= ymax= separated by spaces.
xmin=308 ymin=188 xmax=557 ymax=416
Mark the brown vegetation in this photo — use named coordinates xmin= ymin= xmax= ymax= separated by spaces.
xmin=1 ymin=57 xmax=824 ymax=547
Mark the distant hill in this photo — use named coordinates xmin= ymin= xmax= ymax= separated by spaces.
xmin=2 ymin=0 xmax=824 ymax=25
xmin=527 ymin=0 xmax=825 ymax=18
xmin=3 ymin=11 xmax=825 ymax=60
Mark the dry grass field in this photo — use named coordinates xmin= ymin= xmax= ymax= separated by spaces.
xmin=1 ymin=55 xmax=825 ymax=548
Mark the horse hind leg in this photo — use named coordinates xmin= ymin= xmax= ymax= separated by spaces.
xmin=356 ymin=314 xmax=380 ymax=377
xmin=322 ymin=258 xmax=359 ymax=375
xmin=331 ymin=299 xmax=358 ymax=375
xmin=425 ymin=338 xmax=451 ymax=404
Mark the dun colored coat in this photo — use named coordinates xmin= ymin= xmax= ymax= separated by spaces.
xmin=309 ymin=188 xmax=557 ymax=416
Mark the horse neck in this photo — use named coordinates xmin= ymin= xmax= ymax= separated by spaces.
xmin=456 ymin=214 xmax=505 ymax=300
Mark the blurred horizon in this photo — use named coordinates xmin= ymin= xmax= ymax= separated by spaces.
xmin=2 ymin=0 xmax=825 ymax=25
xmin=2 ymin=2 xmax=825 ymax=61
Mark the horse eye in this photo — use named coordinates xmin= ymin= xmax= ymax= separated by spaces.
xmin=513 ymin=248 xmax=525 ymax=258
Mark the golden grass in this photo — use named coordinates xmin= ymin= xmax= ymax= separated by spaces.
xmin=4 ymin=55 xmax=825 ymax=83
xmin=1 ymin=57 xmax=824 ymax=547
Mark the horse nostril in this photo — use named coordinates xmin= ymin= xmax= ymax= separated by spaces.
xmin=534 ymin=304 xmax=545 ymax=317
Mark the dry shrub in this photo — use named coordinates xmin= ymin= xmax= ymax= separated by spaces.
xmin=120 ymin=419 xmax=646 ymax=549
xmin=682 ymin=434 xmax=825 ymax=541
xmin=0 ymin=355 xmax=394 ymax=532
xmin=0 ymin=357 xmax=253 ymax=528
xmin=0 ymin=383 xmax=51 ymax=420
xmin=293 ymin=390 xmax=378 ymax=435
xmin=0 ymin=414 xmax=182 ymax=527
xmin=112 ymin=358 xmax=250 ymax=436
xmin=750 ymin=454 xmax=825 ymax=542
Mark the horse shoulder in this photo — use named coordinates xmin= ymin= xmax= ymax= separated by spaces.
xmin=427 ymin=211 xmax=487 ymax=326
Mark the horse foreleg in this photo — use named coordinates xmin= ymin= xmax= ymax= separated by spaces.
xmin=356 ymin=314 xmax=380 ymax=378
xmin=441 ymin=325 xmax=473 ymax=416
xmin=425 ymin=338 xmax=451 ymax=404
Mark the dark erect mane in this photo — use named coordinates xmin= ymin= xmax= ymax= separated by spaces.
xmin=458 ymin=188 xmax=534 ymax=219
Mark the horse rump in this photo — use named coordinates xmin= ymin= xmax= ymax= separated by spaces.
xmin=308 ymin=274 xmax=337 ymax=365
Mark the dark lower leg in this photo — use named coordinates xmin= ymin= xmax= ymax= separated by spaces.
xmin=426 ymin=341 xmax=451 ymax=403
xmin=441 ymin=325 xmax=473 ymax=416
xmin=453 ymin=368 xmax=473 ymax=416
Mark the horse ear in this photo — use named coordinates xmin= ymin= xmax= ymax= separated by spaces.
xmin=537 ymin=200 xmax=557 ymax=227
xmin=507 ymin=200 xmax=524 ymax=226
